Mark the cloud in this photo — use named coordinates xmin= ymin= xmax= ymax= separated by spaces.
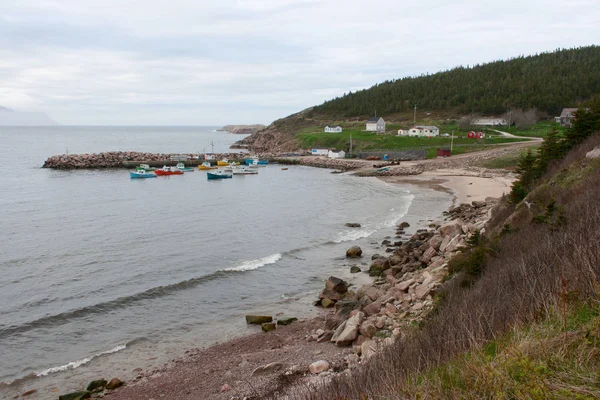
xmin=0 ymin=0 xmax=598 ymax=124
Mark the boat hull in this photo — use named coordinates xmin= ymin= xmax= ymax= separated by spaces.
xmin=198 ymin=165 xmax=217 ymax=170
xmin=155 ymin=170 xmax=183 ymax=176
xmin=207 ymin=172 xmax=232 ymax=180
xmin=130 ymin=172 xmax=156 ymax=179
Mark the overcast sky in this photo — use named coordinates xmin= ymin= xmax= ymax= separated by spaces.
xmin=0 ymin=0 xmax=598 ymax=125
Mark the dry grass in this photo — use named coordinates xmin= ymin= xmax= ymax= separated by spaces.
xmin=282 ymin=134 xmax=600 ymax=400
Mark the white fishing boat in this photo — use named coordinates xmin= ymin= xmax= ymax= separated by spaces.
xmin=232 ymin=166 xmax=258 ymax=175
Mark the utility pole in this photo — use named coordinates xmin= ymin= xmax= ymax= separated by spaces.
xmin=349 ymin=133 xmax=353 ymax=154
xmin=210 ymin=141 xmax=214 ymax=154
xmin=413 ymin=104 xmax=417 ymax=124
xmin=451 ymin=130 xmax=454 ymax=153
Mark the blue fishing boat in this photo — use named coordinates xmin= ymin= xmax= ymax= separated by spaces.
xmin=130 ymin=170 xmax=157 ymax=179
xmin=245 ymin=157 xmax=269 ymax=166
xmin=176 ymin=162 xmax=194 ymax=172
xmin=207 ymin=169 xmax=232 ymax=180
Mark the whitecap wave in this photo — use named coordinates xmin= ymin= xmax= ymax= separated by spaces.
xmin=223 ymin=253 xmax=282 ymax=272
xmin=333 ymin=228 xmax=378 ymax=243
xmin=36 ymin=344 xmax=127 ymax=377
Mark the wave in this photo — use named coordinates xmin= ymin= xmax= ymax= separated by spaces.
xmin=0 ymin=254 xmax=283 ymax=340
xmin=223 ymin=253 xmax=281 ymax=272
xmin=36 ymin=344 xmax=126 ymax=377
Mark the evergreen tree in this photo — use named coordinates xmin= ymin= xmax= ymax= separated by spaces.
xmin=564 ymin=98 xmax=600 ymax=148
xmin=510 ymin=149 xmax=537 ymax=204
xmin=536 ymin=127 xmax=563 ymax=176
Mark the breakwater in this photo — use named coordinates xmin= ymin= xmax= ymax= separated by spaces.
xmin=42 ymin=152 xmax=249 ymax=169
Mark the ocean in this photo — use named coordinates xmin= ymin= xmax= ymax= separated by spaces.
xmin=0 ymin=126 xmax=452 ymax=399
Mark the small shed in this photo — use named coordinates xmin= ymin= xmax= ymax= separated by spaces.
xmin=328 ymin=150 xmax=346 ymax=159
xmin=311 ymin=148 xmax=329 ymax=156
xmin=437 ymin=148 xmax=451 ymax=158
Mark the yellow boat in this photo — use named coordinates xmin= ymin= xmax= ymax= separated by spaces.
xmin=198 ymin=162 xmax=217 ymax=170
xmin=217 ymin=160 xmax=229 ymax=166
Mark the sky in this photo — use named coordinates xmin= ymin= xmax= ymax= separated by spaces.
xmin=0 ymin=0 xmax=598 ymax=126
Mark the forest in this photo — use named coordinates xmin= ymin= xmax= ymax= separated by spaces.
xmin=313 ymin=46 xmax=600 ymax=117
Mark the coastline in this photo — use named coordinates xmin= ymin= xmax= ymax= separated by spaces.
xmin=104 ymin=168 xmax=509 ymax=400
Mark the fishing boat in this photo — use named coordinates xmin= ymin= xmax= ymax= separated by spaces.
xmin=207 ymin=169 xmax=232 ymax=180
xmin=281 ymin=167 xmax=289 ymax=170
xmin=217 ymin=159 xmax=230 ymax=166
xmin=176 ymin=162 xmax=194 ymax=172
xmin=232 ymin=166 xmax=258 ymax=175
xmin=130 ymin=170 xmax=156 ymax=179
xmin=155 ymin=166 xmax=184 ymax=176
xmin=245 ymin=157 xmax=269 ymax=166
xmin=136 ymin=163 xmax=155 ymax=171
xmin=198 ymin=161 xmax=217 ymax=170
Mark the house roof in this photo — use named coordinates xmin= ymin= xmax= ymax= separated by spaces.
xmin=560 ymin=108 xmax=578 ymax=118
xmin=411 ymin=125 xmax=439 ymax=130
xmin=367 ymin=117 xmax=382 ymax=123
xmin=325 ymin=125 xmax=341 ymax=128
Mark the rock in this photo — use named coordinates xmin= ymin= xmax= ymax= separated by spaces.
xmin=308 ymin=360 xmax=330 ymax=374
xmin=396 ymin=279 xmax=415 ymax=292
xmin=261 ymin=322 xmax=276 ymax=332
xmin=586 ymin=146 xmax=600 ymax=159
xmin=245 ymin=315 xmax=273 ymax=325
xmin=21 ymin=389 xmax=37 ymax=397
xmin=321 ymin=298 xmax=335 ymax=308
xmin=85 ymin=379 xmax=107 ymax=392
xmin=365 ymin=286 xmax=381 ymax=301
xmin=369 ymin=258 xmax=390 ymax=276
xmin=105 ymin=378 xmax=124 ymax=390
xmin=220 ymin=384 xmax=232 ymax=392
xmin=439 ymin=235 xmax=455 ymax=253
xmin=331 ymin=312 xmax=364 ymax=345
xmin=429 ymin=235 xmax=444 ymax=251
xmin=472 ymin=200 xmax=487 ymax=208
xmin=415 ymin=284 xmax=431 ymax=300
xmin=363 ymin=299 xmax=383 ymax=317
xmin=325 ymin=276 xmax=349 ymax=293
xmin=345 ymin=223 xmax=361 ymax=227
xmin=252 ymin=362 xmax=284 ymax=376
xmin=439 ymin=220 xmax=464 ymax=238
xmin=277 ymin=317 xmax=298 ymax=326
xmin=335 ymin=300 xmax=359 ymax=319
xmin=359 ymin=321 xmax=377 ymax=338
xmin=399 ymin=222 xmax=410 ymax=228
xmin=350 ymin=266 xmax=361 ymax=273
xmin=381 ymin=239 xmax=391 ymax=246
xmin=421 ymin=247 xmax=437 ymax=263
xmin=59 ymin=392 xmax=91 ymax=400
xmin=371 ymin=253 xmax=382 ymax=260
xmin=346 ymin=246 xmax=363 ymax=258
xmin=361 ymin=340 xmax=378 ymax=359
xmin=316 ymin=330 xmax=333 ymax=342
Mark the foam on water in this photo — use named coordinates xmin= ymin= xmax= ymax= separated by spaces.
xmin=35 ymin=344 xmax=127 ymax=378
xmin=223 ymin=253 xmax=282 ymax=272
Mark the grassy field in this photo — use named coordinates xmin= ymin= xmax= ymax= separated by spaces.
xmin=296 ymin=125 xmax=526 ymax=158
xmin=495 ymin=120 xmax=568 ymax=138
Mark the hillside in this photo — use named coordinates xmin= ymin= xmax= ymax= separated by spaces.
xmin=313 ymin=46 xmax=600 ymax=117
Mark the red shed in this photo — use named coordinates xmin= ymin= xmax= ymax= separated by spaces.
xmin=437 ymin=148 xmax=451 ymax=158
xmin=476 ymin=131 xmax=484 ymax=138
xmin=467 ymin=131 xmax=476 ymax=139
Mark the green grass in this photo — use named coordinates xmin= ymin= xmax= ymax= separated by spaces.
xmin=478 ymin=146 xmax=541 ymax=170
xmin=499 ymin=120 xmax=568 ymax=138
xmin=296 ymin=125 xmax=525 ymax=158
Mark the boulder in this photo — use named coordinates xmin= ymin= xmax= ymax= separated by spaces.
xmin=399 ymin=222 xmax=410 ymax=228
xmin=345 ymin=223 xmax=361 ymax=228
xmin=252 ymin=362 xmax=284 ymax=376
xmin=261 ymin=322 xmax=276 ymax=332
xmin=59 ymin=392 xmax=91 ymax=400
xmin=105 ymin=378 xmax=124 ymax=390
xmin=331 ymin=311 xmax=364 ymax=346
xmin=369 ymin=258 xmax=390 ymax=276
xmin=320 ymin=289 xmax=343 ymax=302
xmin=421 ymin=247 xmax=437 ymax=263
xmin=371 ymin=253 xmax=382 ymax=260
xmin=586 ymin=146 xmax=600 ymax=159
xmin=321 ymin=298 xmax=335 ymax=308
xmin=245 ymin=315 xmax=273 ymax=325
xmin=277 ymin=317 xmax=298 ymax=326
xmin=414 ymin=284 xmax=431 ymax=300
xmin=325 ymin=276 xmax=349 ymax=293
xmin=85 ymin=380 xmax=107 ymax=392
xmin=334 ymin=300 xmax=360 ymax=319
xmin=439 ymin=220 xmax=464 ymax=238
xmin=350 ymin=266 xmax=361 ymax=273
xmin=308 ymin=360 xmax=330 ymax=374
xmin=429 ymin=235 xmax=444 ymax=251
xmin=472 ymin=200 xmax=487 ymax=208
xmin=363 ymin=299 xmax=383 ymax=317
xmin=346 ymin=246 xmax=363 ymax=258
xmin=361 ymin=340 xmax=378 ymax=359
xmin=358 ymin=321 xmax=377 ymax=338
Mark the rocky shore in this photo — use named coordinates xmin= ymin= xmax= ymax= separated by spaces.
xmin=103 ymin=196 xmax=496 ymax=400
xmin=217 ymin=124 xmax=266 ymax=134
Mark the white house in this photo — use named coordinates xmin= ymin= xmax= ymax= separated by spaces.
xmin=311 ymin=148 xmax=329 ymax=156
xmin=408 ymin=125 xmax=440 ymax=137
xmin=366 ymin=117 xmax=386 ymax=133
xmin=324 ymin=125 xmax=342 ymax=133
xmin=328 ymin=150 xmax=346 ymax=159
xmin=397 ymin=129 xmax=409 ymax=136
xmin=555 ymin=108 xmax=578 ymax=127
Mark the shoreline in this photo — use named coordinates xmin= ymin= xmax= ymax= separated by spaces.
xmin=6 ymin=165 xmax=514 ymax=400
xmin=103 ymin=168 xmax=508 ymax=400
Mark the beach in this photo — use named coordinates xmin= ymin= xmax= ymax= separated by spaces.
xmin=100 ymin=165 xmax=515 ymax=400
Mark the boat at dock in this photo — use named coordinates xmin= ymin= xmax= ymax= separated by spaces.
xmin=245 ymin=157 xmax=268 ymax=166
xmin=130 ymin=170 xmax=157 ymax=179
xmin=198 ymin=162 xmax=217 ymax=170
xmin=217 ymin=159 xmax=230 ymax=166
xmin=176 ymin=162 xmax=194 ymax=172
xmin=207 ymin=169 xmax=233 ymax=180
xmin=155 ymin=166 xmax=184 ymax=176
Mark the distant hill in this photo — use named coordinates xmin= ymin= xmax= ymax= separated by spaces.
xmin=0 ymin=106 xmax=58 ymax=126
xmin=313 ymin=46 xmax=600 ymax=118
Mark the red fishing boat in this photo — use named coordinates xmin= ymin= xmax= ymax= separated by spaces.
xmin=154 ymin=166 xmax=184 ymax=176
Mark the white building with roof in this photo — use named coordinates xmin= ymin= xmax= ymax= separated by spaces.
xmin=311 ymin=148 xmax=329 ymax=156
xmin=366 ymin=117 xmax=386 ymax=133
xmin=408 ymin=126 xmax=440 ymax=137
xmin=328 ymin=150 xmax=346 ymax=159
xmin=324 ymin=125 xmax=342 ymax=133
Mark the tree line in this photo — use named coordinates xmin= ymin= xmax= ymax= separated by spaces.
xmin=313 ymin=46 xmax=600 ymax=118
